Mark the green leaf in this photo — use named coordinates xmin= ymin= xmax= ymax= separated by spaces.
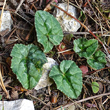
xmin=11 ymin=44 xmax=47 ymax=89
xmin=0 ymin=95 xmax=2 ymax=100
xmin=73 ymin=38 xmax=98 ymax=58
xmin=49 ymin=60 xmax=82 ymax=99
xmin=87 ymin=50 xmax=107 ymax=70
xmin=35 ymin=10 xmax=63 ymax=53
xmin=91 ymin=82 xmax=99 ymax=93
xmin=78 ymin=11 xmax=86 ymax=21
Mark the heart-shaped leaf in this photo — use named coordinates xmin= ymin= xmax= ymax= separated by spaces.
xmin=91 ymin=82 xmax=99 ymax=93
xmin=49 ymin=60 xmax=82 ymax=99
xmin=11 ymin=44 xmax=47 ymax=89
xmin=35 ymin=11 xmax=63 ymax=53
xmin=73 ymin=38 xmax=98 ymax=58
xmin=87 ymin=50 xmax=107 ymax=70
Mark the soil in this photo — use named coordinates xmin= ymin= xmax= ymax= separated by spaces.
xmin=0 ymin=0 xmax=110 ymax=110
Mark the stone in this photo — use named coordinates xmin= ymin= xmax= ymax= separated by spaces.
xmin=0 ymin=99 xmax=34 ymax=110
xmin=54 ymin=3 xmax=81 ymax=32
xmin=0 ymin=11 xmax=13 ymax=32
xmin=34 ymin=57 xmax=57 ymax=90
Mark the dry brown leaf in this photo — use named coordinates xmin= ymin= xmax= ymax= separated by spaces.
xmin=6 ymin=57 xmax=11 ymax=67
xmin=11 ymin=89 xmax=19 ymax=100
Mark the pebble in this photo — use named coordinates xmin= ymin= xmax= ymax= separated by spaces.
xmin=54 ymin=3 xmax=81 ymax=32
xmin=34 ymin=57 xmax=57 ymax=90
xmin=0 ymin=11 xmax=13 ymax=32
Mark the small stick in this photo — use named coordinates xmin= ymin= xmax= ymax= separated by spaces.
xmin=0 ymin=69 xmax=10 ymax=99
xmin=6 ymin=28 xmax=16 ymax=44
xmin=85 ymin=66 xmax=110 ymax=75
xmin=28 ymin=93 xmax=49 ymax=107
xmin=67 ymin=0 xmax=69 ymax=12
xmin=64 ymin=31 xmax=109 ymax=35
xmin=57 ymin=48 xmax=73 ymax=53
xmin=0 ymin=0 xmax=7 ymax=30
xmin=83 ymin=0 xmax=91 ymax=7
xmin=51 ymin=3 xmax=103 ymax=45
xmin=15 ymin=12 xmax=33 ymax=26
xmin=25 ymin=26 xmax=34 ymax=41
xmin=51 ymin=4 xmax=110 ymax=59
xmin=15 ymin=0 xmax=25 ymax=13
xmin=95 ymin=6 xmax=110 ymax=29
xmin=63 ymin=0 xmax=108 ymax=31
xmin=55 ymin=92 xmax=110 ymax=110
xmin=84 ymin=75 xmax=110 ymax=84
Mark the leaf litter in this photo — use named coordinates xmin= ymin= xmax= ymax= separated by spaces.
xmin=0 ymin=0 xmax=110 ymax=110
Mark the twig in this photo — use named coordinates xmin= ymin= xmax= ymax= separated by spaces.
xmin=55 ymin=92 xmax=110 ymax=110
xmin=67 ymin=97 xmax=85 ymax=110
xmin=102 ymin=96 xmax=110 ymax=105
xmin=84 ymin=75 xmax=110 ymax=84
xmin=39 ymin=0 xmax=43 ymax=7
xmin=6 ymin=28 xmax=16 ymax=44
xmin=84 ymin=66 xmax=110 ymax=83
xmin=87 ymin=0 xmax=98 ymax=20
xmin=95 ymin=6 xmax=110 ymax=29
xmin=15 ymin=0 xmax=25 ymax=13
xmin=51 ymin=4 xmax=110 ymax=59
xmin=0 ymin=69 xmax=10 ymax=99
xmin=67 ymin=0 xmax=69 ymax=12
xmin=63 ymin=31 xmax=110 ymax=35
xmin=25 ymin=26 xmax=34 ymax=41
xmin=51 ymin=3 xmax=103 ymax=45
xmin=14 ymin=12 xmax=33 ymax=26
xmin=83 ymin=0 xmax=91 ymax=7
xmin=85 ymin=66 xmax=110 ymax=75
xmin=65 ymin=0 xmax=108 ymax=32
xmin=0 ymin=0 xmax=7 ymax=30
xmin=57 ymin=49 xmax=72 ymax=53
xmin=87 ymin=0 xmax=104 ymax=35
xmin=28 ymin=93 xmax=49 ymax=107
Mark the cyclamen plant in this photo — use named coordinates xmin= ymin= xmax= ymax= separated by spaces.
xmin=73 ymin=37 xmax=107 ymax=70
xmin=10 ymin=11 xmax=107 ymax=99
xmin=35 ymin=10 xmax=63 ymax=53
xmin=11 ymin=44 xmax=47 ymax=89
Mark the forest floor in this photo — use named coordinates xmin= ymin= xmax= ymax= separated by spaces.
xmin=0 ymin=0 xmax=110 ymax=110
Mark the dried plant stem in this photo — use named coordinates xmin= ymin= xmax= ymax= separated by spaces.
xmin=95 ymin=6 xmax=110 ymax=29
xmin=0 ymin=69 xmax=9 ymax=99
xmin=28 ymin=93 xmax=49 ymax=107
xmin=15 ymin=0 xmax=25 ymax=13
xmin=86 ymin=66 xmax=110 ymax=75
xmin=67 ymin=0 xmax=69 ymax=12
xmin=87 ymin=14 xmax=108 ymax=32
xmin=6 ymin=28 xmax=16 ymax=43
xmin=57 ymin=49 xmax=72 ymax=53
xmin=15 ymin=12 xmax=33 ymax=26
xmin=51 ymin=4 xmax=110 ymax=59
xmin=83 ymin=0 xmax=91 ymax=7
xmin=51 ymin=4 xmax=103 ymax=45
xmin=64 ymin=0 xmax=108 ymax=32
xmin=55 ymin=92 xmax=110 ymax=110
xmin=68 ymin=97 xmax=85 ymax=110
xmin=64 ymin=31 xmax=109 ymax=35
xmin=84 ymin=66 xmax=110 ymax=84
xmin=25 ymin=26 xmax=34 ymax=41
xmin=84 ymin=75 xmax=110 ymax=84
xmin=0 ymin=0 xmax=7 ymax=30
xmin=87 ymin=0 xmax=104 ymax=35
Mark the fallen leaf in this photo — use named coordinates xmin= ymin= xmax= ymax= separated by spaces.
xmin=11 ymin=89 xmax=18 ymax=100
